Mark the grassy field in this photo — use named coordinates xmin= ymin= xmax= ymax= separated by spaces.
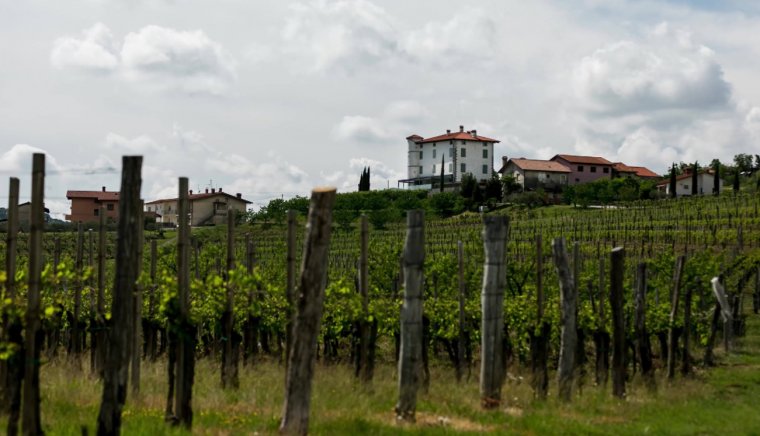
xmin=5 ymin=315 xmax=760 ymax=436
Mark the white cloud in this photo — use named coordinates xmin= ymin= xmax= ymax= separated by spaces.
xmin=334 ymin=100 xmax=429 ymax=143
xmin=120 ymin=25 xmax=237 ymax=94
xmin=402 ymin=8 xmax=498 ymax=66
xmin=282 ymin=0 xmax=398 ymax=72
xmin=573 ymin=22 xmax=731 ymax=115
xmin=51 ymin=23 xmax=119 ymax=71
xmin=51 ymin=24 xmax=237 ymax=94
xmin=334 ymin=115 xmax=392 ymax=142
xmin=0 ymin=144 xmax=62 ymax=172
xmin=105 ymin=133 xmax=164 ymax=152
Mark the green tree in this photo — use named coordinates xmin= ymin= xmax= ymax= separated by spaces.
xmin=563 ymin=185 xmax=577 ymax=207
xmin=712 ymin=159 xmax=721 ymax=195
xmin=429 ymin=192 xmax=458 ymax=217
xmin=460 ymin=172 xmax=477 ymax=199
xmin=334 ymin=209 xmax=358 ymax=230
xmin=733 ymin=169 xmax=740 ymax=192
xmin=500 ymin=174 xmax=522 ymax=197
xmin=669 ymin=164 xmax=677 ymax=199
xmin=734 ymin=153 xmax=753 ymax=171
xmin=367 ymin=209 xmax=395 ymax=230
xmin=484 ymin=173 xmax=502 ymax=201
xmin=440 ymin=156 xmax=444 ymax=193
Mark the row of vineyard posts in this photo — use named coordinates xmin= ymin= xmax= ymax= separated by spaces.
xmin=0 ymin=153 xmax=758 ymax=435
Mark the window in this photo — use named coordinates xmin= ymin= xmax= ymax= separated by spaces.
xmin=575 ymin=178 xmax=580 ymax=183
xmin=461 ymin=140 xmax=465 ymax=145
xmin=483 ymin=149 xmax=488 ymax=158
xmin=561 ymin=175 xmax=566 ymax=183
xmin=482 ymin=141 xmax=487 ymax=146
xmin=603 ymin=167 xmax=609 ymax=174
xmin=168 ymin=206 xmax=172 ymax=212
xmin=591 ymin=167 xmax=597 ymax=173
xmin=546 ymin=173 xmax=551 ymax=179
xmin=482 ymin=165 xmax=488 ymax=174
xmin=461 ymin=147 xmax=466 ymax=157
xmin=433 ymin=149 xmax=437 ymax=159
xmin=419 ymin=166 xmax=423 ymax=174
xmin=420 ymin=151 xmax=423 ymax=159
xmin=578 ymin=166 xmax=584 ymax=172
xmin=432 ymin=164 xmax=436 ymax=174
xmin=461 ymin=163 xmax=466 ymax=173
xmin=94 ymin=209 xmax=99 ymax=216
xmin=683 ymin=184 xmax=689 ymax=190
xmin=448 ymin=163 xmax=453 ymax=172
xmin=107 ymin=204 xmax=114 ymax=211
xmin=147 ymin=206 xmax=151 ymax=211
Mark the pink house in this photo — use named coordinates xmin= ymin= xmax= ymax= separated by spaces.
xmin=550 ymin=155 xmax=614 ymax=185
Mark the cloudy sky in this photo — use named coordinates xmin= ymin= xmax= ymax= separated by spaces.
xmin=2 ymin=0 xmax=760 ymax=217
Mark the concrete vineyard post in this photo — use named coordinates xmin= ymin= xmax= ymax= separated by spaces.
xmin=279 ymin=188 xmax=336 ymax=436
xmin=1 ymin=177 xmax=19 ymax=412
xmin=710 ymin=277 xmax=733 ymax=352
xmin=149 ymin=240 xmax=157 ymax=362
xmin=89 ymin=229 xmax=95 ymax=373
xmin=480 ymin=215 xmax=508 ymax=409
xmin=553 ymin=237 xmax=577 ymax=403
xmin=667 ymin=255 xmax=685 ymax=379
xmin=131 ymin=202 xmax=144 ymax=396
xmin=97 ymin=156 xmax=142 ymax=436
xmin=634 ymin=262 xmax=655 ymax=391
xmin=395 ymin=210 xmax=425 ymax=421
xmin=96 ymin=206 xmax=107 ymax=379
xmin=175 ymin=177 xmax=194 ymax=429
xmin=531 ymin=234 xmax=549 ymax=400
xmin=21 ymin=154 xmax=45 ymax=436
xmin=610 ymin=247 xmax=626 ymax=399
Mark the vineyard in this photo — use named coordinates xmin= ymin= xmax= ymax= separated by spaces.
xmin=2 ymin=155 xmax=760 ymax=435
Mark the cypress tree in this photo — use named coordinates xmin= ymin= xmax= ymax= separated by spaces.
xmin=733 ymin=169 xmax=740 ymax=192
xmin=367 ymin=167 xmax=370 ymax=191
xmin=358 ymin=168 xmax=364 ymax=191
xmin=713 ymin=161 xmax=720 ymax=195
xmin=669 ymin=164 xmax=677 ymax=199
xmin=691 ymin=161 xmax=698 ymax=196
xmin=440 ymin=156 xmax=444 ymax=193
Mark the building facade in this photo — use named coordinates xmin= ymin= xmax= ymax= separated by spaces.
xmin=65 ymin=187 xmax=120 ymax=223
xmin=655 ymin=169 xmax=725 ymax=196
xmin=497 ymin=157 xmax=570 ymax=193
xmin=146 ymin=188 xmax=252 ymax=226
xmin=400 ymin=126 xmax=499 ymax=189
xmin=550 ymin=155 xmax=614 ymax=185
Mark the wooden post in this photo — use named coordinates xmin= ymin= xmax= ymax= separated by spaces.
xmin=595 ymin=257 xmax=608 ymax=388
xmin=21 ymin=154 xmax=45 ymax=435
xmin=553 ymin=237 xmax=577 ymax=402
xmin=149 ymin=240 xmax=157 ymax=362
xmin=175 ymin=177 xmax=194 ymax=428
xmin=395 ymin=210 xmax=425 ymax=421
xmin=245 ymin=239 xmax=256 ymax=364
xmin=711 ymin=277 xmax=733 ymax=352
xmin=359 ymin=214 xmax=371 ymax=382
xmin=634 ymin=262 xmax=655 ymax=391
xmin=280 ymin=188 xmax=336 ymax=436
xmin=286 ymin=209 xmax=297 ymax=373
xmin=222 ymin=208 xmax=238 ymax=389
xmin=480 ymin=215 xmax=508 ymax=409
xmin=97 ymin=156 xmax=142 ymax=436
xmin=573 ymin=242 xmax=580 ymax=298
xmin=610 ymin=247 xmax=626 ymax=399
xmin=667 ymin=255 xmax=685 ymax=379
xmin=96 ymin=206 xmax=107 ymax=378
xmin=74 ymin=222 xmax=84 ymax=358
xmin=681 ymin=286 xmax=692 ymax=375
xmin=456 ymin=241 xmax=466 ymax=383
xmin=531 ymin=234 xmax=549 ymax=400
xmin=131 ymin=202 xmax=144 ymax=396
xmin=1 ymin=178 xmax=19 ymax=425
xmin=89 ymin=229 xmax=95 ymax=373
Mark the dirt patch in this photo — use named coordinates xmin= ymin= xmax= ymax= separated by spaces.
xmin=384 ymin=411 xmax=496 ymax=433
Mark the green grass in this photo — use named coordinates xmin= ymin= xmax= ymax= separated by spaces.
xmin=4 ymin=318 xmax=760 ymax=435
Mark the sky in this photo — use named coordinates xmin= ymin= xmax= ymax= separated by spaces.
xmin=1 ymin=0 xmax=760 ymax=218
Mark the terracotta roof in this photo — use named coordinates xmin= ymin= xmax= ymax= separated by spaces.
xmin=552 ymin=155 xmax=613 ymax=165
xmin=628 ymin=166 xmax=662 ymax=178
xmin=612 ymin=162 xmax=637 ymax=173
xmin=502 ymin=158 xmax=571 ymax=173
xmin=417 ymin=131 xmax=500 ymax=144
xmin=654 ymin=169 xmax=715 ymax=186
xmin=67 ymin=190 xmax=120 ymax=201
xmin=406 ymin=134 xmax=423 ymax=140
xmin=145 ymin=191 xmax=252 ymax=205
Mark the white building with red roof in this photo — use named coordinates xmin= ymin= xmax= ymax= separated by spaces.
xmin=400 ymin=125 xmax=500 ymax=189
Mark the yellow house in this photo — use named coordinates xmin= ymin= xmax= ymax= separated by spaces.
xmin=145 ymin=188 xmax=251 ymax=227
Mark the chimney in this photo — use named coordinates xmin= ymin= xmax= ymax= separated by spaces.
xmin=459 ymin=125 xmax=463 ymax=133
xmin=212 ymin=188 xmax=216 ymax=193
xmin=502 ymin=156 xmax=508 ymax=166
xmin=205 ymin=188 xmax=209 ymax=194
xmin=219 ymin=187 xmax=222 ymax=192
xmin=102 ymin=186 xmax=106 ymax=192
xmin=236 ymin=193 xmax=242 ymax=199
xmin=471 ymin=129 xmax=477 ymax=138
xmin=190 ymin=190 xmax=193 ymax=195
xmin=684 ymin=167 xmax=693 ymax=176
xmin=446 ymin=129 xmax=451 ymax=136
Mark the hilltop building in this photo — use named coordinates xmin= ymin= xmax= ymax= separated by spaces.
xmin=655 ymin=168 xmax=725 ymax=196
xmin=399 ymin=126 xmax=499 ymax=189
xmin=550 ymin=155 xmax=614 ymax=185
xmin=497 ymin=157 xmax=570 ymax=199
xmin=66 ymin=187 xmax=120 ymax=223
xmin=146 ymin=188 xmax=252 ymax=226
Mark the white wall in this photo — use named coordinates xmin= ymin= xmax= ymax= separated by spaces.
xmin=665 ymin=173 xmax=725 ymax=196
xmin=409 ymin=137 xmax=494 ymax=182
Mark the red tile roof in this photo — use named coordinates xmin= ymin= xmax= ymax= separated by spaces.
xmin=628 ymin=166 xmax=662 ymax=179
xmin=67 ymin=190 xmax=120 ymax=201
xmin=552 ymin=155 xmax=613 ymax=165
xmin=145 ymin=191 xmax=252 ymax=205
xmin=612 ymin=162 xmax=637 ymax=173
xmin=502 ymin=158 xmax=571 ymax=173
xmin=406 ymin=134 xmax=423 ymax=140
xmin=417 ymin=131 xmax=500 ymax=144
xmin=654 ymin=169 xmax=714 ymax=186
